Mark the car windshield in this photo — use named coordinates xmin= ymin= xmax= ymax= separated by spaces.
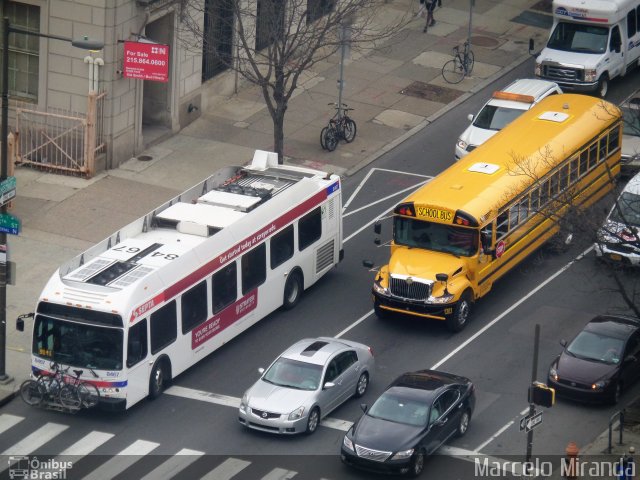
xmin=473 ymin=105 xmax=524 ymax=131
xmin=262 ymin=357 xmax=323 ymax=391
xmin=368 ymin=391 xmax=429 ymax=427
xmin=566 ymin=330 xmax=625 ymax=365
xmin=609 ymin=192 xmax=640 ymax=227
xmin=623 ymin=105 xmax=640 ymax=138
xmin=33 ymin=315 xmax=123 ymax=370
xmin=394 ymin=217 xmax=478 ymax=257
xmin=547 ymin=22 xmax=608 ymax=54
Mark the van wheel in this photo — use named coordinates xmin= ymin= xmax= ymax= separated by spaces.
xmin=282 ymin=270 xmax=303 ymax=310
xmin=596 ymin=75 xmax=609 ymax=98
xmin=149 ymin=360 xmax=167 ymax=400
xmin=446 ymin=292 xmax=472 ymax=333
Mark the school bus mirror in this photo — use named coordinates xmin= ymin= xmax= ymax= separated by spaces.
xmin=374 ymin=237 xmax=381 ymax=245
xmin=16 ymin=317 xmax=24 ymax=332
xmin=374 ymin=221 xmax=381 ymax=235
xmin=436 ymin=273 xmax=448 ymax=283
xmin=528 ymin=38 xmax=534 ymax=54
xmin=363 ymin=260 xmax=374 ymax=269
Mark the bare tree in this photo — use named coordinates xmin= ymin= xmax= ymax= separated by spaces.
xmin=497 ymin=105 xmax=640 ymax=317
xmin=179 ymin=0 xmax=410 ymax=162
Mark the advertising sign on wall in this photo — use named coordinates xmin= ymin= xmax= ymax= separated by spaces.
xmin=123 ymin=41 xmax=170 ymax=82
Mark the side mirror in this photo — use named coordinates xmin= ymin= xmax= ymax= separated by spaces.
xmin=16 ymin=317 xmax=24 ymax=332
xmin=374 ymin=221 xmax=381 ymax=235
xmin=258 ymin=367 xmax=265 ymax=374
xmin=467 ymin=113 xmax=474 ymax=122
xmin=560 ymin=339 xmax=567 ymax=348
xmin=481 ymin=233 xmax=492 ymax=253
xmin=363 ymin=260 xmax=374 ymax=269
xmin=435 ymin=273 xmax=448 ymax=282
xmin=529 ymin=38 xmax=535 ymax=54
xmin=360 ymin=403 xmax=368 ymax=413
xmin=324 ymin=381 xmax=335 ymax=390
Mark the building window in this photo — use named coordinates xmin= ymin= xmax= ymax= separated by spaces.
xmin=307 ymin=0 xmax=335 ymax=23
xmin=0 ymin=1 xmax=40 ymax=100
xmin=256 ymin=0 xmax=284 ymax=51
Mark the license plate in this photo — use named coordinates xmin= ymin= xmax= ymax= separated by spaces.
xmin=609 ymin=253 xmax=622 ymax=262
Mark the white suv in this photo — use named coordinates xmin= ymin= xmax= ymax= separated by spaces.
xmin=455 ymin=78 xmax=562 ymax=160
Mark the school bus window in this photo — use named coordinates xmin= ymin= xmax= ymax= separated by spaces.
xmin=550 ymin=172 xmax=559 ymax=197
xmin=608 ymin=125 xmax=620 ymax=153
xmin=588 ymin=143 xmax=598 ymax=169
xmin=559 ymin=164 xmax=569 ymax=189
xmin=497 ymin=211 xmax=509 ymax=237
xmin=212 ymin=262 xmax=237 ymax=314
xmin=150 ymin=300 xmax=177 ymax=355
xmin=530 ymin=187 xmax=540 ymax=211
xmin=393 ymin=216 xmax=477 ymax=256
xmin=509 ymin=204 xmax=519 ymax=230
xmin=570 ymin=156 xmax=579 ymax=182
xmin=540 ymin=179 xmax=550 ymax=206
xmin=518 ymin=196 xmax=529 ymax=222
xmin=579 ymin=149 xmax=589 ymax=176
xmin=598 ymin=136 xmax=607 ymax=161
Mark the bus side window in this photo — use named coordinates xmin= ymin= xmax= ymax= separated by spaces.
xmin=481 ymin=224 xmax=493 ymax=253
xmin=241 ymin=243 xmax=266 ymax=295
xmin=299 ymin=207 xmax=322 ymax=251
xmin=181 ymin=280 xmax=208 ymax=334
xmin=150 ymin=300 xmax=177 ymax=355
xmin=270 ymin=225 xmax=294 ymax=269
xmin=127 ymin=319 xmax=148 ymax=368
xmin=212 ymin=262 xmax=237 ymax=313
xmin=496 ymin=211 xmax=509 ymax=237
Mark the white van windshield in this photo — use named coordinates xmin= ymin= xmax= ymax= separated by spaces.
xmin=547 ymin=22 xmax=608 ymax=54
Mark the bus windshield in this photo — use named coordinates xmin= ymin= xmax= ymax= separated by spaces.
xmin=547 ymin=22 xmax=608 ymax=54
xmin=33 ymin=315 xmax=124 ymax=370
xmin=394 ymin=216 xmax=478 ymax=256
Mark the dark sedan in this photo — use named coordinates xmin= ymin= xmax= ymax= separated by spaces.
xmin=340 ymin=369 xmax=475 ymax=477
xmin=548 ymin=315 xmax=640 ymax=404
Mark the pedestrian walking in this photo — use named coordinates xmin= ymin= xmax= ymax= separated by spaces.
xmin=617 ymin=446 xmax=636 ymax=480
xmin=423 ymin=0 xmax=437 ymax=32
xmin=416 ymin=0 xmax=427 ymax=18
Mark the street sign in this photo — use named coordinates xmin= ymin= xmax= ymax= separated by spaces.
xmin=123 ymin=41 xmax=170 ymax=82
xmin=0 ymin=213 xmax=20 ymax=235
xmin=520 ymin=411 xmax=543 ymax=433
xmin=0 ymin=176 xmax=16 ymax=207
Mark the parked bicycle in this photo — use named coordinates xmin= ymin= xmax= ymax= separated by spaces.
xmin=320 ymin=103 xmax=357 ymax=152
xmin=441 ymin=41 xmax=474 ymax=84
xmin=20 ymin=362 xmax=100 ymax=411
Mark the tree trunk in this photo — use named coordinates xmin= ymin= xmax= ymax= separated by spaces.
xmin=273 ymin=110 xmax=285 ymax=164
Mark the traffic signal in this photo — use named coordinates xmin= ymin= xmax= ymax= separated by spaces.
xmin=528 ymin=381 xmax=555 ymax=408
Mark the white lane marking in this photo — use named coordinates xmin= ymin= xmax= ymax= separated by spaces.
xmin=343 ymin=180 xmax=430 ymax=218
xmin=140 ymin=448 xmax=204 ymax=480
xmin=56 ymin=431 xmax=115 ymax=466
xmin=335 ymin=310 xmax=374 ymax=338
xmin=1 ymin=422 xmax=68 ymax=456
xmin=0 ymin=414 xmax=23 ymax=435
xmin=473 ymin=420 xmax=514 ymax=453
xmin=81 ymin=439 xmax=159 ymax=480
xmin=320 ymin=417 xmax=352 ymax=431
xmin=262 ymin=467 xmax=298 ymax=480
xmin=165 ymin=385 xmax=240 ymax=408
xmin=520 ymin=407 xmax=529 ymax=415
xmin=200 ymin=457 xmax=251 ymax=480
xmin=430 ymin=246 xmax=593 ymax=371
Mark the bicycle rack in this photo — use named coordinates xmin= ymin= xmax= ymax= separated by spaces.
xmin=21 ymin=382 xmax=88 ymax=414
xmin=608 ymin=409 xmax=625 ymax=454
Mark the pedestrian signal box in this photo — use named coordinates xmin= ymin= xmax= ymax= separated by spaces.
xmin=528 ymin=382 xmax=555 ymax=408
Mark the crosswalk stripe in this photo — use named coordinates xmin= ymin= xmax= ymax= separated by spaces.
xmin=139 ymin=448 xmax=204 ymax=480
xmin=1 ymin=422 xmax=69 ymax=456
xmin=262 ymin=467 xmax=297 ymax=479
xmin=200 ymin=457 xmax=251 ymax=480
xmin=81 ymin=439 xmax=159 ymax=480
xmin=0 ymin=414 xmax=23 ymax=435
xmin=56 ymin=431 xmax=115 ymax=463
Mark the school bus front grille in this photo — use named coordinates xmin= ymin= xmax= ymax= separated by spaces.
xmin=389 ymin=277 xmax=431 ymax=301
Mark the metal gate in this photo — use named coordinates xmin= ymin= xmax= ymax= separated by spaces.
xmin=14 ymin=91 xmax=106 ymax=178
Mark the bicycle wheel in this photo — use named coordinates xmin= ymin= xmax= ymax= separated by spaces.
xmin=37 ymin=375 xmax=62 ymax=398
xmin=324 ymin=127 xmax=338 ymax=152
xmin=320 ymin=126 xmax=329 ymax=150
xmin=343 ymin=118 xmax=357 ymax=143
xmin=464 ymin=50 xmax=475 ymax=75
xmin=78 ymin=382 xmax=100 ymax=408
xmin=20 ymin=380 xmax=45 ymax=406
xmin=59 ymin=385 xmax=82 ymax=409
xmin=442 ymin=58 xmax=465 ymax=84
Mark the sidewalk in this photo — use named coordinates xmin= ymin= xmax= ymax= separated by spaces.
xmin=4 ymin=0 xmax=635 ymax=464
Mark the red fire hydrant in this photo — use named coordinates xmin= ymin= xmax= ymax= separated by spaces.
xmin=564 ymin=441 xmax=580 ymax=479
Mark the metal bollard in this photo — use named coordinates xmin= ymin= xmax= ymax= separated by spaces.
xmin=563 ymin=441 xmax=580 ymax=479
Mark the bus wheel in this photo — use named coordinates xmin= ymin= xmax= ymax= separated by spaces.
xmin=596 ymin=75 xmax=609 ymax=98
xmin=282 ymin=270 xmax=303 ymax=310
xmin=447 ymin=293 xmax=472 ymax=333
xmin=149 ymin=360 xmax=167 ymax=400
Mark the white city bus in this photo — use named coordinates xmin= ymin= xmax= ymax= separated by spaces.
xmin=22 ymin=150 xmax=343 ymax=410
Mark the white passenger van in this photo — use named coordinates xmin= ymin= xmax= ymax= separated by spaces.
xmin=533 ymin=0 xmax=640 ymax=97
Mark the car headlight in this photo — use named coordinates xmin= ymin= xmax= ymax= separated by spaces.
xmin=373 ymin=279 xmax=389 ymax=295
xmin=592 ymin=380 xmax=608 ymax=391
xmin=343 ymin=435 xmax=354 ymax=452
xmin=427 ymin=294 xmax=454 ymax=304
xmin=288 ymin=406 xmax=305 ymax=421
xmin=584 ymin=69 xmax=597 ymax=82
xmin=549 ymin=366 xmax=558 ymax=382
xmin=391 ymin=448 xmax=414 ymax=460
xmin=239 ymin=393 xmax=248 ymax=413
xmin=456 ymin=139 xmax=468 ymax=151
xmin=534 ymin=63 xmax=542 ymax=77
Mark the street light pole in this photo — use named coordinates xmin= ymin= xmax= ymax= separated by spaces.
xmin=0 ymin=17 xmax=103 ymax=381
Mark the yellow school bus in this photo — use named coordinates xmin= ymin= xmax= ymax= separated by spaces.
xmin=371 ymin=93 xmax=622 ymax=332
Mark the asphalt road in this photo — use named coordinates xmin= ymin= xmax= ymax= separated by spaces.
xmin=1 ymin=58 xmax=639 ymax=480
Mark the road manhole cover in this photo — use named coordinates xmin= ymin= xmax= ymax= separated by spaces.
xmin=470 ymin=35 xmax=500 ymax=48
xmin=137 ymin=155 xmax=153 ymax=162
xmin=400 ymin=82 xmax=464 ymax=103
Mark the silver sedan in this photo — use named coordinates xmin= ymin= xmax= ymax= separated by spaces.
xmin=239 ymin=337 xmax=375 ymax=435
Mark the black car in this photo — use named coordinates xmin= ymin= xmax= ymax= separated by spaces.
xmin=548 ymin=315 xmax=640 ymax=404
xmin=340 ymin=369 xmax=475 ymax=477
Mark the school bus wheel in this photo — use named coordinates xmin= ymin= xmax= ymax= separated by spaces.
xmin=446 ymin=291 xmax=472 ymax=333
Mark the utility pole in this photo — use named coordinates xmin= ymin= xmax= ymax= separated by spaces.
xmin=525 ymin=323 xmax=540 ymax=478
xmin=337 ymin=17 xmax=352 ymax=119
